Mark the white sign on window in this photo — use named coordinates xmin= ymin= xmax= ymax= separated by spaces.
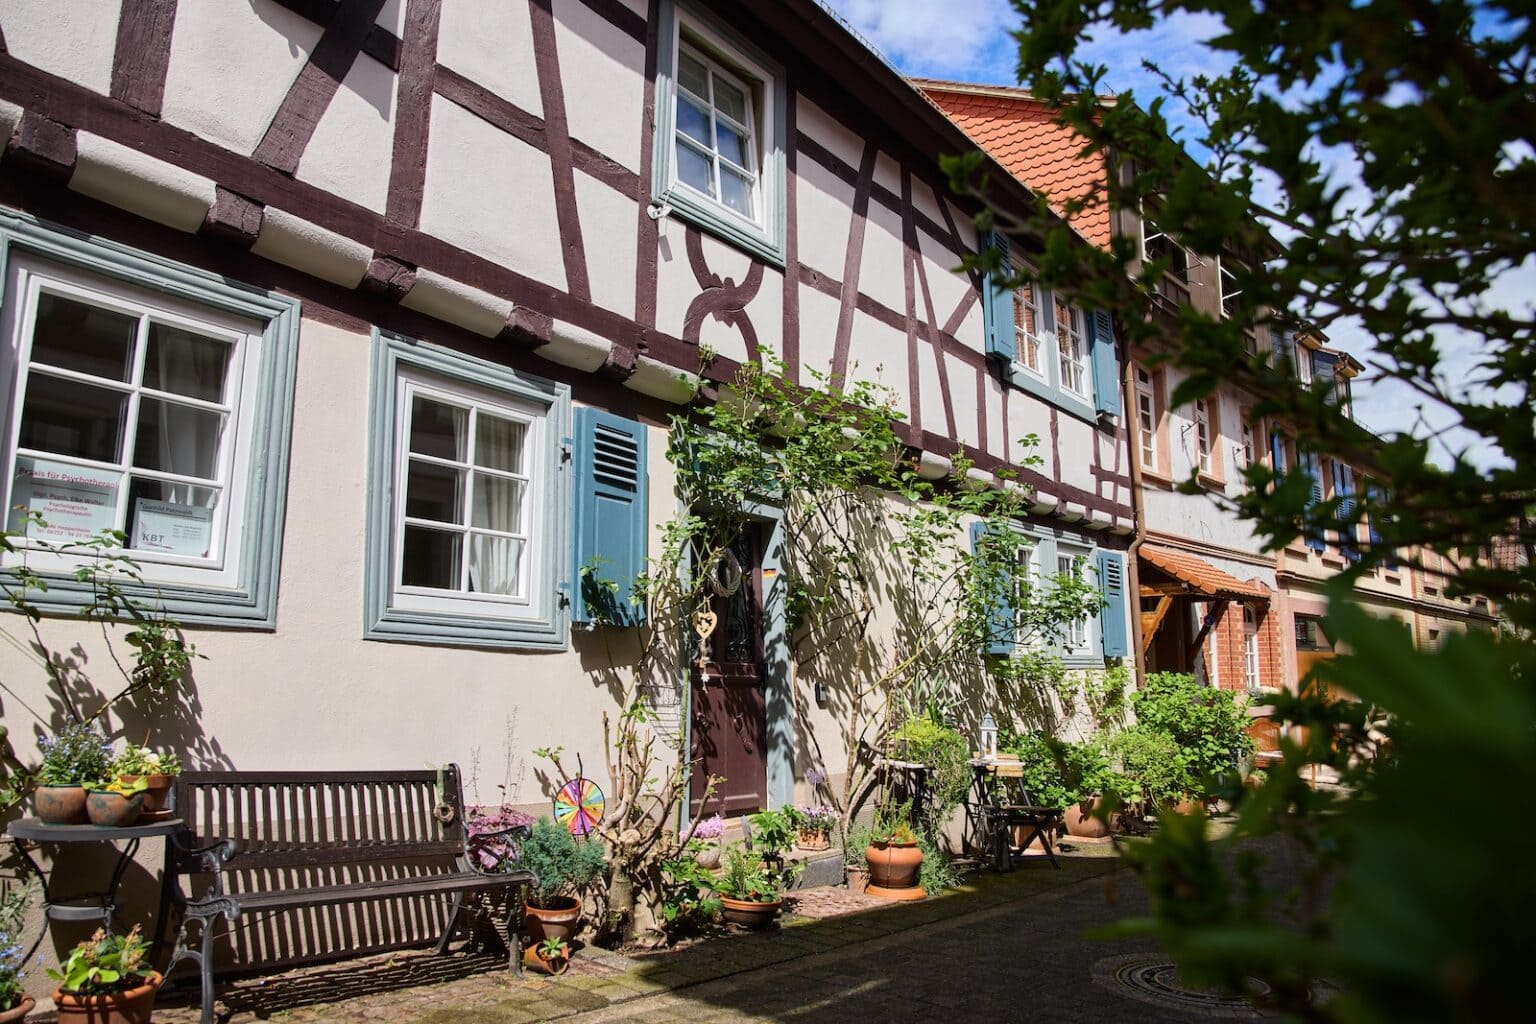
xmin=8 ymin=458 xmax=120 ymax=544
xmin=132 ymin=499 xmax=213 ymax=558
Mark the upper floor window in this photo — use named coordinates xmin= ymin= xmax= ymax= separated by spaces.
xmin=1141 ymin=218 xmax=1191 ymax=305
xmin=1013 ymin=284 xmax=1045 ymax=377
xmin=653 ymin=2 xmax=786 ymax=265
xmin=1054 ymin=297 xmax=1089 ymax=398
xmin=1297 ymin=348 xmax=1314 ymax=384
xmin=1241 ymin=416 xmax=1257 ymax=468
xmin=0 ymin=221 xmax=299 ymax=628
xmin=1194 ymin=398 xmax=1213 ymax=475
xmin=1218 ymin=256 xmax=1243 ymax=318
xmin=1135 ymin=367 xmax=1159 ymax=473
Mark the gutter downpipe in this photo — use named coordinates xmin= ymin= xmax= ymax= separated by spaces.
xmin=1122 ymin=321 xmax=1150 ymax=689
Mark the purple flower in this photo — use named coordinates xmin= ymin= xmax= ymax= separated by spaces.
xmin=691 ymin=813 xmax=724 ymax=839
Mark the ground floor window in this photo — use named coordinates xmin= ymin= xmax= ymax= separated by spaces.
xmin=1244 ymin=605 xmax=1260 ymax=691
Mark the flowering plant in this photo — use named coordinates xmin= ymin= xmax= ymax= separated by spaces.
xmin=37 ymin=723 xmax=113 ymax=787
xmin=466 ymin=804 xmax=534 ymax=872
xmin=690 ymin=813 xmax=724 ymax=840
xmin=0 ymin=934 xmax=27 ymax=1010
xmin=112 ymin=743 xmax=182 ymax=778
xmin=795 ymin=806 xmax=837 ymax=835
xmin=47 ymin=925 xmax=154 ymax=995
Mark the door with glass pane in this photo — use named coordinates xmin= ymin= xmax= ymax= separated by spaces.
xmin=689 ymin=527 xmax=767 ymax=817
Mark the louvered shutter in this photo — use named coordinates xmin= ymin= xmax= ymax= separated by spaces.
xmin=1335 ymin=461 xmax=1358 ymax=561
xmin=1272 ymin=326 xmax=1295 ymax=366
xmin=1096 ymin=550 xmax=1129 ymax=657
xmin=1270 ymin=428 xmax=1285 ymax=472
xmin=970 ymin=521 xmax=1015 ymax=655
xmin=1312 ymin=349 xmax=1338 ymax=399
xmin=1302 ymin=450 xmax=1326 ymax=551
xmin=1088 ymin=310 xmax=1122 ymax=417
xmin=982 ymin=230 xmax=1017 ymax=363
xmin=572 ymin=408 xmax=648 ymax=626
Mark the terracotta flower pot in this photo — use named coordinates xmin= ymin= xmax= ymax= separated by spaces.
xmin=0 ymin=995 xmax=36 ymax=1023
xmin=1064 ymin=797 xmax=1111 ymax=838
xmin=118 ymin=774 xmax=175 ymax=821
xmin=796 ymin=829 xmax=831 ymax=851
xmin=864 ymin=839 xmax=924 ymax=899
xmin=524 ymin=895 xmax=582 ymax=944
xmin=35 ymin=784 xmax=88 ymax=825
xmin=86 ymin=790 xmax=144 ymax=828
xmin=720 ymin=895 xmax=782 ymax=928
xmin=55 ymin=970 xmax=161 ymax=1024
xmin=522 ymin=945 xmax=570 ymax=975
xmin=845 ymin=865 xmax=870 ymax=894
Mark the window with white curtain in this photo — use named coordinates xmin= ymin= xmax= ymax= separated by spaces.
xmin=1 ymin=260 xmax=259 ymax=590
xmin=1136 ymin=367 xmax=1159 ymax=472
xmin=1013 ymin=283 xmax=1045 ymax=377
xmin=1243 ymin=605 xmax=1261 ymax=692
xmin=1054 ymin=297 xmax=1089 ymax=398
xmin=1058 ymin=548 xmax=1090 ymax=651
xmin=391 ymin=369 xmax=544 ymax=615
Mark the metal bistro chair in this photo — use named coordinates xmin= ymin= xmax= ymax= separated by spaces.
xmin=976 ymin=761 xmax=1062 ymax=871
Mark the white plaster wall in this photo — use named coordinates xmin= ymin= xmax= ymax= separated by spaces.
xmin=1008 ymin=390 xmax=1052 ymax=468
xmin=872 ymin=151 xmax=901 ymax=201
xmin=553 ymin=0 xmax=646 ymax=173
xmin=376 ymin=0 xmax=406 ymax=36
xmin=653 ymin=226 xmax=756 ymax=348
xmin=0 ymin=0 xmax=120 ymax=96
xmin=419 ymin=95 xmax=567 ymax=290
xmin=914 ymin=333 xmax=947 ymax=436
xmin=793 ymin=155 xmax=854 ymax=281
xmin=573 ymin=169 xmax=638 ymax=320
xmin=795 ymin=283 xmax=840 ymax=382
xmin=858 ymin=199 xmax=906 ymax=315
xmin=437 ymin=0 xmax=543 ymax=118
xmin=984 ymin=376 xmax=1006 ymax=460
xmin=917 ymin=228 xmax=971 ymax=336
xmin=845 ymin=310 xmax=907 ymax=400
xmin=796 ymin=97 xmax=864 ymax=173
xmin=295 ymin=54 xmax=397 ymax=214
xmin=946 ymin=355 xmax=982 ymax=449
xmin=742 ymin=265 xmax=784 ymax=363
xmin=160 ymin=0 xmax=321 ymax=156
xmin=909 ymin=178 xmax=947 ymax=236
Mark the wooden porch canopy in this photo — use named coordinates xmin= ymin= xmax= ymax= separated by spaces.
xmin=1138 ymin=544 xmax=1270 ymax=655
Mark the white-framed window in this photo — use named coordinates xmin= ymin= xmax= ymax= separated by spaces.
xmin=0 ymin=233 xmax=298 ymax=628
xmin=1135 ymin=367 xmax=1159 ymax=472
xmin=1241 ymin=417 xmax=1257 ymax=468
xmin=1243 ymin=605 xmax=1260 ymax=692
xmin=1194 ymin=398 xmax=1213 ymax=474
xmin=1058 ymin=549 xmax=1089 ymax=651
xmin=1054 ymin=296 xmax=1089 ymax=398
xmin=392 ymin=372 xmax=541 ymax=614
xmin=653 ymin=1 xmax=786 ymax=265
xmin=1013 ymin=283 xmax=1045 ymax=377
xmin=1141 ymin=217 xmax=1191 ymax=304
xmin=1011 ymin=540 xmax=1038 ymax=647
xmin=1297 ymin=347 xmax=1314 ymax=383
xmin=366 ymin=332 xmax=571 ymax=649
xmin=1218 ymin=256 xmax=1243 ymax=318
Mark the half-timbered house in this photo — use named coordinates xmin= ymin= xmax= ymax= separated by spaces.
xmin=0 ymin=0 xmax=1136 ymax=902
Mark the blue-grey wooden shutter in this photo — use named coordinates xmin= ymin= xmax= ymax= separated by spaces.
xmin=1312 ymin=349 xmax=1338 ymax=398
xmin=969 ymin=521 xmax=1015 ymax=655
xmin=1334 ymin=461 xmax=1358 ymax=561
xmin=1272 ymin=326 xmax=1295 ymax=366
xmin=1302 ymin=450 xmax=1326 ymax=551
xmin=1088 ymin=309 xmax=1122 ymax=417
xmin=981 ymin=230 xmax=1016 ymax=363
xmin=1096 ymin=549 xmax=1129 ymax=657
xmin=1270 ymin=428 xmax=1285 ymax=472
xmin=572 ymin=408 xmax=648 ymax=626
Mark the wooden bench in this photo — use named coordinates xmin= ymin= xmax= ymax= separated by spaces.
xmin=158 ymin=766 xmax=534 ymax=1024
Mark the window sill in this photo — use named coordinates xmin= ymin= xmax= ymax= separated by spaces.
xmin=366 ymin=605 xmax=569 ymax=651
xmin=1140 ymin=467 xmax=1176 ymax=489
xmin=2 ymin=569 xmax=278 ymax=629
xmin=1196 ymin=472 xmax=1227 ymax=492
xmin=1004 ymin=362 xmax=1097 ymax=424
xmin=657 ymin=188 xmax=785 ymax=268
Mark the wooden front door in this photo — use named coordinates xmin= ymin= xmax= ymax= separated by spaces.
xmin=690 ymin=528 xmax=768 ymax=817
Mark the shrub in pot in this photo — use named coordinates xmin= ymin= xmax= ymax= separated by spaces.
xmin=1130 ymin=672 xmax=1254 ymax=800
xmin=656 ymin=851 xmax=721 ymax=940
xmin=35 ymin=723 xmax=113 ymax=824
xmin=48 ymin=925 xmax=161 ymax=1024
xmin=518 ymin=817 xmax=606 ymax=943
xmin=112 ymin=743 xmax=182 ymax=821
xmin=0 ymin=933 xmax=35 ymax=1023
xmin=712 ymin=843 xmax=795 ymax=928
xmin=842 ymin=822 xmax=875 ymax=893
xmin=864 ymin=817 xmax=924 ymax=899
xmin=526 ymin=937 xmax=571 ymax=975
xmin=1108 ymin=725 xmax=1195 ymax=819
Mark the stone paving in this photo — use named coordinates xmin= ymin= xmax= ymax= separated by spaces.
xmin=153 ymin=841 xmax=1237 ymax=1024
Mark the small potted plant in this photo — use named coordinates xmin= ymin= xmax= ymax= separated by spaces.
xmin=0 ymin=934 xmax=35 ymax=1023
xmin=689 ymin=813 xmax=724 ymax=869
xmin=792 ymin=805 xmax=837 ymax=851
xmin=48 ymin=925 xmax=161 ymax=1024
xmin=864 ymin=807 xmax=924 ymax=900
xmin=519 ymin=817 xmax=607 ymax=943
xmin=86 ymin=775 xmax=148 ymax=828
xmin=713 ymin=843 xmax=790 ymax=929
xmin=112 ymin=743 xmax=182 ymax=822
xmin=34 ymin=722 xmax=113 ymax=824
xmin=842 ymin=822 xmax=874 ymax=893
xmin=526 ymin=937 xmax=571 ymax=975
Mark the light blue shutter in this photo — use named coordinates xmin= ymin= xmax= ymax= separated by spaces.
xmin=1312 ymin=349 xmax=1338 ymax=398
xmin=970 ymin=521 xmax=1015 ymax=656
xmin=572 ymin=408 xmax=648 ymax=626
xmin=981 ymin=230 xmax=1016 ymax=363
xmin=1088 ymin=310 xmax=1122 ymax=417
xmin=1096 ymin=550 xmax=1129 ymax=657
xmin=1335 ymin=461 xmax=1358 ymax=562
xmin=1270 ymin=429 xmax=1285 ymax=472
xmin=1302 ymin=450 xmax=1326 ymax=551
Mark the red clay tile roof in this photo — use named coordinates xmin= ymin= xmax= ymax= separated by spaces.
xmin=915 ymin=81 xmax=1113 ymax=252
xmin=1139 ymin=543 xmax=1271 ymax=600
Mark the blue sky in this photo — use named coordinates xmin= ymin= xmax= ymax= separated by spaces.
xmin=822 ymin=0 xmax=1525 ymax=469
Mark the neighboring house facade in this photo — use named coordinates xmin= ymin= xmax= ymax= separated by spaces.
xmin=0 ymin=0 xmax=1137 ymax=859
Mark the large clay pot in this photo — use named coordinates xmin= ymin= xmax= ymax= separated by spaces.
xmin=720 ymin=895 xmax=782 ymax=929
xmin=55 ymin=971 xmax=161 ymax=1024
xmin=119 ymin=774 xmax=175 ymax=821
xmin=86 ymin=790 xmax=143 ymax=828
xmin=524 ymin=895 xmax=582 ymax=943
xmin=864 ymin=840 xmax=924 ymax=900
xmin=1064 ymin=797 xmax=1111 ymax=838
xmin=0 ymin=995 xmax=36 ymax=1023
xmin=35 ymin=785 xmax=88 ymax=825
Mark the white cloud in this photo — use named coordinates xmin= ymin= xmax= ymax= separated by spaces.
xmin=820 ymin=0 xmax=1021 ymax=82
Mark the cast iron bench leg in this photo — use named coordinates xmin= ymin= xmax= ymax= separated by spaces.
xmin=509 ymin=891 xmax=525 ymax=976
xmin=435 ymin=892 xmax=465 ymax=956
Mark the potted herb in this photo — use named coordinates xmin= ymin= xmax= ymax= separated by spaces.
xmin=713 ymin=844 xmax=787 ymax=929
xmin=519 ymin=817 xmax=606 ymax=943
xmin=864 ymin=806 xmax=924 ymax=899
xmin=842 ymin=822 xmax=875 ymax=893
xmin=0 ymin=935 xmax=34 ymax=1023
xmin=35 ymin=723 xmax=113 ymax=824
xmin=48 ymin=925 xmax=161 ymax=1024
xmin=527 ymin=937 xmax=570 ymax=975
xmin=112 ymin=743 xmax=182 ymax=822
xmin=792 ymin=805 xmax=837 ymax=851
xmin=86 ymin=775 xmax=148 ymax=828
xmin=690 ymin=813 xmax=724 ymax=869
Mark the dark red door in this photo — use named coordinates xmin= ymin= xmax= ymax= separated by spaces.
xmin=690 ymin=528 xmax=768 ymax=817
